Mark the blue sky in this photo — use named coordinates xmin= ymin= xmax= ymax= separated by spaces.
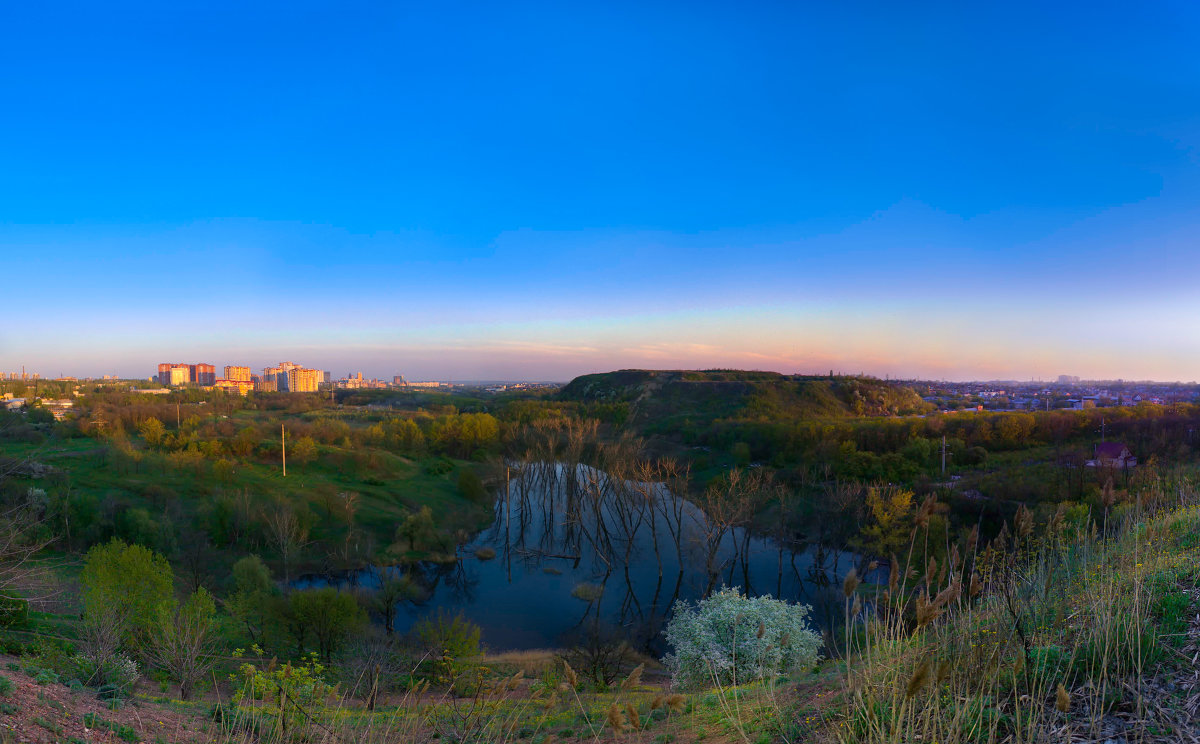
xmin=3 ymin=2 xmax=1200 ymax=381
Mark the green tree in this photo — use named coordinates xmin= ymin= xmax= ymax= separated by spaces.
xmin=27 ymin=406 xmax=54 ymax=425
xmin=390 ymin=418 xmax=425 ymax=453
xmin=285 ymin=588 xmax=366 ymax=661
xmin=291 ymin=435 xmax=317 ymax=466
xmin=145 ymin=587 xmax=218 ymax=700
xmin=230 ymin=555 xmax=274 ymax=644
xmin=214 ymin=458 xmax=235 ymax=483
xmin=231 ymin=427 xmax=259 ymax=457
xmin=368 ymin=572 xmax=421 ymax=635
xmin=81 ymin=539 xmax=174 ymax=647
xmin=431 ymin=413 xmax=499 ymax=457
xmin=392 ymin=506 xmax=441 ymax=555
xmin=138 ymin=417 xmax=166 ymax=447
xmin=853 ymin=488 xmax=914 ymax=561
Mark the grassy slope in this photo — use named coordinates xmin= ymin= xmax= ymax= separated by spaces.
xmin=1 ymin=424 xmax=485 ymax=575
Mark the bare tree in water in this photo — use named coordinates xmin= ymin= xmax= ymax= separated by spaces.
xmin=694 ymin=467 xmax=768 ymax=597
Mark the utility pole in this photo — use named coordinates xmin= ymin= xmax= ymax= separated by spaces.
xmin=281 ymin=424 xmax=287 ymax=477
xmin=941 ymin=435 xmax=948 ymax=476
xmin=176 ymin=402 xmax=180 ymax=429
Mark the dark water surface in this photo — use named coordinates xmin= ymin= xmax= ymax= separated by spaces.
xmin=297 ymin=464 xmax=867 ymax=651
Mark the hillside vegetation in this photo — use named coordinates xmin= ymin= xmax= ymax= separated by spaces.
xmin=558 ymin=370 xmax=931 ymax=429
xmin=5 ymin=376 xmax=1200 ymax=743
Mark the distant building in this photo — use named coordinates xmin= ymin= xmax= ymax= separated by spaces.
xmin=287 ymin=367 xmax=321 ymax=393
xmin=224 ymin=366 xmax=252 ymax=382
xmin=214 ymin=379 xmax=255 ymax=396
xmin=1089 ymin=442 xmax=1137 ymax=469
xmin=41 ymin=398 xmax=74 ymax=420
xmin=157 ymin=362 xmax=215 ymax=386
xmin=158 ymin=363 xmax=184 ymax=385
xmin=1058 ymin=375 xmax=1081 ymax=384
xmin=193 ymin=363 xmax=216 ymax=385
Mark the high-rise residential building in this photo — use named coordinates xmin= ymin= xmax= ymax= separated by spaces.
xmin=224 ymin=366 xmax=251 ymax=382
xmin=159 ymin=363 xmax=189 ymax=385
xmin=287 ymin=367 xmax=321 ymax=393
xmin=157 ymin=362 xmax=215 ymax=386
xmin=193 ymin=363 xmax=216 ymax=386
xmin=260 ymin=362 xmax=323 ymax=393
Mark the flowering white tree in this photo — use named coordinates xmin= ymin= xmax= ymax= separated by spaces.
xmin=663 ymin=588 xmax=822 ymax=690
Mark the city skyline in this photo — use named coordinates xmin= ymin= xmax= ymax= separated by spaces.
xmin=5 ymin=3 xmax=1200 ymax=380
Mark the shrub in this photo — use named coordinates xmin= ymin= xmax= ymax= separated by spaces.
xmin=82 ymin=654 xmax=141 ymax=696
xmin=32 ymin=667 xmax=59 ymax=686
xmin=413 ymin=609 xmax=481 ymax=681
xmin=0 ymin=675 xmax=12 ymax=696
xmin=458 ymin=468 xmax=489 ymax=504
xmin=233 ymin=649 xmax=334 ymax=739
xmin=0 ymin=594 xmax=28 ymax=628
xmin=663 ymin=588 xmax=822 ymax=690
xmin=29 ymin=640 xmax=81 ymax=680
xmin=423 ymin=458 xmax=454 ymax=476
xmin=560 ymin=621 xmax=640 ymax=690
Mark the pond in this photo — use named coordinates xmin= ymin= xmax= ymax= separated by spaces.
xmin=296 ymin=463 xmax=870 ymax=652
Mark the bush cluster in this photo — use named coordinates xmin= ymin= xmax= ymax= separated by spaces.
xmin=663 ymin=588 xmax=822 ymax=690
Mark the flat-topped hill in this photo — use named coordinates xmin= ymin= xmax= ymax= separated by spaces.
xmin=558 ymin=369 xmax=930 ymax=427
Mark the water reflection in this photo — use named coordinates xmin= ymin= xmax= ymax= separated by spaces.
xmin=298 ymin=463 xmax=869 ymax=652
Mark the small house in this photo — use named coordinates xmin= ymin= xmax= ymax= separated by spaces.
xmin=1088 ymin=442 xmax=1136 ymax=469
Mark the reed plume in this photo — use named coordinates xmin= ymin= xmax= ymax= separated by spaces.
xmin=905 ymin=658 xmax=931 ymax=698
xmin=624 ymin=703 xmax=641 ymax=730
xmin=843 ymin=567 xmax=860 ymax=598
xmin=1056 ymin=683 xmax=1071 ymax=713
xmin=620 ymin=663 xmax=644 ymax=691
